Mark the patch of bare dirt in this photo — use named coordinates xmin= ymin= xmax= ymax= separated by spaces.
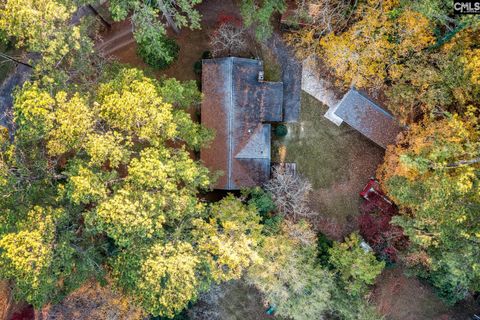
xmin=44 ymin=281 xmax=144 ymax=320
xmin=0 ymin=281 xmax=11 ymax=320
xmin=372 ymin=267 xmax=451 ymax=320
xmin=189 ymin=280 xmax=273 ymax=320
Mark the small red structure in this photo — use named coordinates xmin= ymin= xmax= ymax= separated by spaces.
xmin=360 ymin=178 xmax=396 ymax=215
xmin=359 ymin=179 xmax=408 ymax=263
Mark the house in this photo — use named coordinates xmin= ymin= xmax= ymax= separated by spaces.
xmin=201 ymin=57 xmax=283 ymax=190
xmin=333 ymin=88 xmax=402 ymax=149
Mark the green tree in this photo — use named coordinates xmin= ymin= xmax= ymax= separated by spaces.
xmin=247 ymin=230 xmax=334 ymax=320
xmin=108 ymin=0 xmax=202 ymax=67
xmin=328 ymin=233 xmax=385 ymax=297
xmin=0 ymin=0 xmax=97 ymax=82
xmin=109 ymin=0 xmax=202 ymax=32
xmin=131 ymin=4 xmax=179 ymax=68
xmin=378 ymin=109 xmax=480 ymax=303
xmin=0 ymin=68 xmax=263 ymax=316
xmin=240 ymin=0 xmax=286 ymax=42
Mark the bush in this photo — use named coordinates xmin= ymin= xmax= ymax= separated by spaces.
xmin=243 ymin=187 xmax=275 ymax=217
xmin=317 ymin=232 xmax=333 ymax=268
xmin=193 ymin=60 xmax=202 ymax=76
xmin=135 ymin=31 xmax=179 ymax=69
xmin=328 ymin=233 xmax=385 ymax=297
xmin=274 ymin=124 xmax=288 ymax=137
xmin=242 ymin=187 xmax=282 ymax=234
xmin=201 ymin=51 xmax=212 ymax=59
xmin=194 ymin=52 xmax=212 ymax=77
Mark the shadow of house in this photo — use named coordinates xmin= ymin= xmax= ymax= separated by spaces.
xmin=201 ymin=57 xmax=283 ymax=190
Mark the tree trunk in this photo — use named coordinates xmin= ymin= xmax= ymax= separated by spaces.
xmin=157 ymin=0 xmax=180 ymax=33
xmin=446 ymin=157 xmax=480 ymax=168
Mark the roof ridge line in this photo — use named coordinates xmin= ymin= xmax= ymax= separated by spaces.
xmin=227 ymin=57 xmax=234 ymax=189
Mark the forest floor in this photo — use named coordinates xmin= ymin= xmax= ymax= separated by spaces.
xmin=188 ymin=281 xmax=278 ymax=320
xmin=372 ymin=265 xmax=480 ymax=320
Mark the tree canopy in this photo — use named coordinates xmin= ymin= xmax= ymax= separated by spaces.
xmin=378 ymin=109 xmax=480 ymax=303
xmin=0 ymin=68 xmax=264 ymax=316
xmin=240 ymin=0 xmax=286 ymax=42
xmin=0 ymin=0 xmax=97 ymax=83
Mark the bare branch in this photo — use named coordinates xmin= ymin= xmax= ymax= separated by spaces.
xmin=209 ymin=23 xmax=248 ymax=58
xmin=265 ymin=167 xmax=316 ymax=221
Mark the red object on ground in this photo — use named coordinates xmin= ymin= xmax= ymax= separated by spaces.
xmin=360 ymin=179 xmax=396 ymax=215
xmin=217 ymin=12 xmax=243 ymax=27
xmin=10 ymin=306 xmax=34 ymax=320
xmin=358 ymin=179 xmax=408 ymax=262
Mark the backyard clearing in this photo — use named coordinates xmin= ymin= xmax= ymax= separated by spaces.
xmin=189 ymin=280 xmax=276 ymax=320
xmin=374 ymin=266 xmax=480 ymax=320
xmin=273 ymin=92 xmax=385 ymax=239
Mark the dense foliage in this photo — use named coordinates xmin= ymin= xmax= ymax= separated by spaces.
xmin=109 ymin=0 xmax=202 ymax=68
xmin=0 ymin=68 xmax=265 ymax=316
xmin=240 ymin=0 xmax=286 ymax=42
xmin=287 ymin=0 xmax=480 ymax=123
xmin=247 ymin=218 xmax=384 ymax=320
xmin=378 ymin=110 xmax=480 ymax=303
xmin=329 ymin=233 xmax=385 ymax=297
xmin=0 ymin=0 xmax=97 ymax=83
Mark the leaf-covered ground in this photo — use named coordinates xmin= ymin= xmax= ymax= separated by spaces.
xmin=272 ymin=92 xmax=385 ymax=239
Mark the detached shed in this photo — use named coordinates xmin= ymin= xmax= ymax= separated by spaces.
xmin=201 ymin=57 xmax=284 ymax=190
xmin=334 ymin=88 xmax=402 ymax=149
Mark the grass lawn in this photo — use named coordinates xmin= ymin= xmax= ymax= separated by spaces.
xmin=273 ymin=92 xmax=385 ymax=236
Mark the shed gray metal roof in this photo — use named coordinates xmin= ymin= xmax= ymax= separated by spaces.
xmin=201 ymin=57 xmax=283 ymax=190
xmin=334 ymin=88 xmax=402 ymax=149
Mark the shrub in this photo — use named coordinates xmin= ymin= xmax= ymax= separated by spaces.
xmin=358 ymin=202 xmax=408 ymax=264
xmin=274 ymin=124 xmax=288 ymax=137
xmin=328 ymin=233 xmax=385 ymax=296
xmin=194 ymin=52 xmax=212 ymax=77
xmin=242 ymin=187 xmax=281 ymax=235
xmin=135 ymin=31 xmax=179 ymax=69
xmin=243 ymin=186 xmax=276 ymax=217
xmin=193 ymin=60 xmax=202 ymax=76
xmin=201 ymin=51 xmax=212 ymax=59
xmin=317 ymin=232 xmax=333 ymax=268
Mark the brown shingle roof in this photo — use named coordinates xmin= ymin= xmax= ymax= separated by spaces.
xmin=334 ymin=88 xmax=402 ymax=149
xmin=201 ymin=57 xmax=283 ymax=190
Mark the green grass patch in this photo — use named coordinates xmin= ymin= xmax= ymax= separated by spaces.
xmin=273 ymin=92 xmax=362 ymax=189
